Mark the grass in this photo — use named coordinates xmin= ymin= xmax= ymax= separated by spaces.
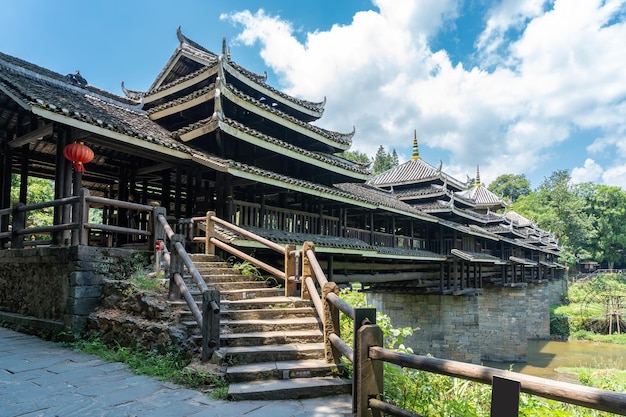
xmin=65 ymin=334 xmax=229 ymax=399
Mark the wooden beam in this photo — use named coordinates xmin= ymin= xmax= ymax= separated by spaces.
xmin=9 ymin=123 xmax=53 ymax=148
xmin=135 ymin=162 xmax=175 ymax=176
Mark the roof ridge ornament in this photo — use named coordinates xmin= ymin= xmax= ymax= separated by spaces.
xmin=222 ymin=37 xmax=231 ymax=59
xmin=176 ymin=26 xmax=186 ymax=45
xmin=411 ymin=129 xmax=420 ymax=159
xmin=475 ymin=165 xmax=481 ymax=187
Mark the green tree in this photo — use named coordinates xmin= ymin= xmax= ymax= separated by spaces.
xmin=337 ymin=150 xmax=371 ymax=165
xmin=10 ymin=174 xmax=55 ymax=229
xmin=373 ymin=145 xmax=395 ymax=175
xmin=585 ymin=184 xmax=626 ymax=269
xmin=487 ymin=173 xmax=531 ymax=202
xmin=391 ymin=149 xmax=399 ymax=167
xmin=513 ymin=170 xmax=595 ymax=267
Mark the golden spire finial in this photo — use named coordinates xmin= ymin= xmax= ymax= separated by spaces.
xmin=475 ymin=165 xmax=481 ymax=187
xmin=411 ymin=129 xmax=420 ymax=160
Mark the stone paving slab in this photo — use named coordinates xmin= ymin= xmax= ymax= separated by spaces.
xmin=0 ymin=327 xmax=353 ymax=416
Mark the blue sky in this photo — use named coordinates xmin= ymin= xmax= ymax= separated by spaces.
xmin=2 ymin=0 xmax=626 ymax=189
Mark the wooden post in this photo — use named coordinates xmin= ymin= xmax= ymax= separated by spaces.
xmin=169 ymin=234 xmax=185 ymax=300
xmin=284 ymin=244 xmax=296 ymax=297
xmin=77 ymin=188 xmax=90 ymax=245
xmin=301 ymin=241 xmax=315 ymax=300
xmin=490 ymin=375 xmax=521 ymax=417
xmin=322 ymin=282 xmax=340 ymax=364
xmin=205 ymin=211 xmax=215 ymax=255
xmin=11 ymin=202 xmax=25 ymax=249
xmin=202 ymin=289 xmax=220 ymax=362
xmin=354 ymin=313 xmax=383 ymax=417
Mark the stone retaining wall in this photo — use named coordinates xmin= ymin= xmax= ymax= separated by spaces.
xmin=0 ymin=246 xmax=149 ymax=331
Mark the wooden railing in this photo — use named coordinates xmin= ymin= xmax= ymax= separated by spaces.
xmin=0 ymin=188 xmax=155 ymax=249
xmin=299 ymin=242 xmax=626 ymax=417
xmin=345 ymin=227 xmax=419 ymax=250
xmin=233 ymin=200 xmax=339 ymax=235
xmin=190 ymin=211 xmax=300 ymax=297
xmin=154 ymin=211 xmax=220 ymax=361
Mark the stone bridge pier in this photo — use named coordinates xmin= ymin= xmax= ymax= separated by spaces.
xmin=367 ymin=281 xmax=564 ymax=364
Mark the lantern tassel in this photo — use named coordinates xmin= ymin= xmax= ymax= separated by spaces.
xmin=73 ymin=162 xmax=86 ymax=173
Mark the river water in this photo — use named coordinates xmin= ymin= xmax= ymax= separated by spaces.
xmin=483 ymin=339 xmax=626 ymax=383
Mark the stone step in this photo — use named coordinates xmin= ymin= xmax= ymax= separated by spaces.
xmin=220 ymin=329 xmax=323 ymax=347
xmin=222 ymin=317 xmax=322 ymax=333
xmin=220 ymin=307 xmax=317 ymax=320
xmin=180 ymin=306 xmax=316 ymax=321
xmin=188 ymin=254 xmax=221 ymax=263
xmin=189 ymin=328 xmax=323 ymax=347
xmin=189 ymin=274 xmax=247 ymax=283
xmin=219 ymin=288 xmax=285 ymax=301
xmin=222 ymin=296 xmax=310 ymax=310
xmin=225 ymin=359 xmax=342 ymax=382
xmin=193 ymin=267 xmax=240 ymax=275
xmin=228 ymin=376 xmax=352 ymax=401
xmin=221 ymin=343 xmax=325 ymax=364
xmin=184 ymin=280 xmax=271 ymax=292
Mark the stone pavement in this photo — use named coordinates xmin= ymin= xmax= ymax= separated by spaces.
xmin=0 ymin=327 xmax=353 ymax=417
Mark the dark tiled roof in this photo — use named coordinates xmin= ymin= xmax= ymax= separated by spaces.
xmin=368 ymin=158 xmax=466 ymax=190
xmin=148 ymin=63 xmax=218 ymax=98
xmin=225 ymin=59 xmax=326 ymax=114
xmin=374 ymin=246 xmax=446 ymax=260
xmin=334 ymin=183 xmax=440 ymax=222
xmin=239 ymin=226 xmax=375 ymax=251
xmin=451 ymin=249 xmax=506 ymax=264
xmin=0 ymin=52 xmax=191 ymax=153
xmin=458 ymin=185 xmax=507 ymax=208
xmin=147 ymin=84 xmax=216 ymax=115
xmin=226 ymin=84 xmax=353 ymax=148
xmin=227 ymin=160 xmax=372 ymax=203
xmin=394 ymin=184 xmax=448 ymax=199
xmin=221 ymin=118 xmax=367 ymax=175
xmin=147 ymin=29 xmax=219 ymax=93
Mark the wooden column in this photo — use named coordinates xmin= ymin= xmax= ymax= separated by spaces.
xmin=54 ymin=126 xmax=71 ymax=245
xmin=0 ymin=135 xmax=11 ymax=244
xmin=161 ymin=169 xmax=172 ymax=213
xmin=174 ymin=167 xmax=182 ymax=219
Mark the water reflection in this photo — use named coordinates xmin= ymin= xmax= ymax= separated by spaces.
xmin=483 ymin=340 xmax=626 ymax=383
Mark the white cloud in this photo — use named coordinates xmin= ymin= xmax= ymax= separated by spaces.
xmin=223 ymin=0 xmax=626 ymax=188
xmin=602 ymin=163 xmax=626 ymax=188
xmin=571 ymin=158 xmax=603 ymax=184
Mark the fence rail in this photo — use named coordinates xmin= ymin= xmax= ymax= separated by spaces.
xmin=297 ymin=241 xmax=626 ymax=417
xmin=1 ymin=188 xmax=156 ymax=248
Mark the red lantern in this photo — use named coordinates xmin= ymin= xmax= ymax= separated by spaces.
xmin=64 ymin=142 xmax=94 ymax=173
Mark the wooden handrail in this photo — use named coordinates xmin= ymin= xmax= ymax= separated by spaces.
xmin=172 ymin=272 xmax=203 ymax=325
xmin=208 ymin=214 xmax=285 ymax=255
xmin=325 ymin=292 xmax=355 ymax=320
xmin=305 ymin=248 xmax=328 ymax=286
xmin=210 ymin=237 xmax=286 ymax=281
xmin=368 ymin=347 xmax=626 ymax=416
xmin=13 ymin=196 xmax=80 ymax=212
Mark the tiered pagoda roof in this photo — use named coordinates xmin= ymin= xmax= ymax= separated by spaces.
xmin=120 ymin=28 xmax=363 ymax=185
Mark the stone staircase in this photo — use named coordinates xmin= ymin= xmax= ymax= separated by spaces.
xmin=173 ymin=253 xmax=351 ymax=400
